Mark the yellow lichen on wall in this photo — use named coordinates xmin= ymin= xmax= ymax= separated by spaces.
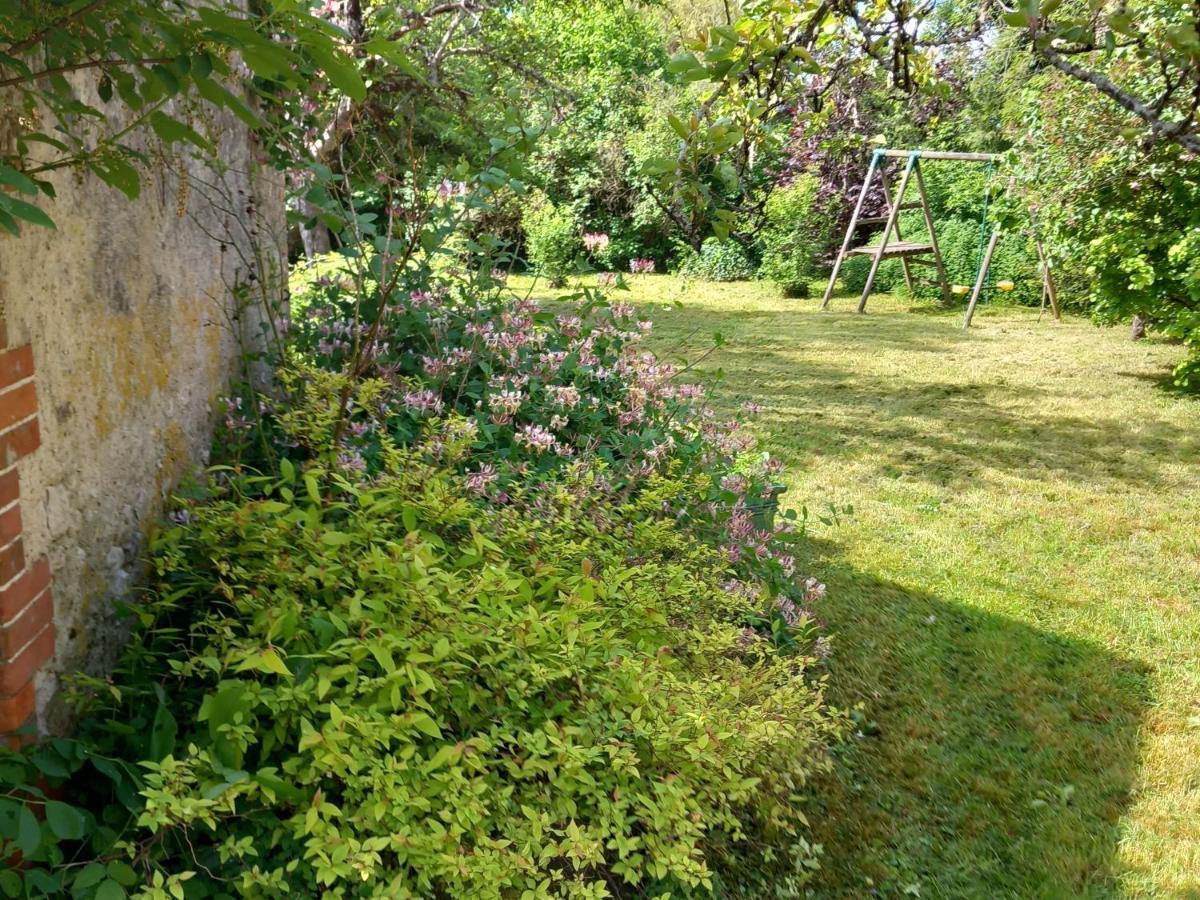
xmin=0 ymin=127 xmax=284 ymax=732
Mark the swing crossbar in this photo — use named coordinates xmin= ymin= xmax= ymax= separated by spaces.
xmin=879 ymin=150 xmax=997 ymax=162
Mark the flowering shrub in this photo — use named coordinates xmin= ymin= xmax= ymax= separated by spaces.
xmin=6 ymin=188 xmax=838 ymax=897
xmin=2 ymin=439 xmax=841 ymax=897
xmin=288 ymin=265 xmax=711 ymax=489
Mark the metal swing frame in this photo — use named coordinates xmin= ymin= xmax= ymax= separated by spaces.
xmin=819 ymin=148 xmax=1061 ymax=328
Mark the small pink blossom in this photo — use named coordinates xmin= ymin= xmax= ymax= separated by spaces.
xmin=583 ymin=232 xmax=610 ymax=253
xmin=403 ymin=389 xmax=444 ymax=415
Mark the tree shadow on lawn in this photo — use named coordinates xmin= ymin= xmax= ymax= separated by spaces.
xmin=796 ymin=538 xmax=1152 ymax=899
xmin=674 ymin=340 xmax=1199 ymax=491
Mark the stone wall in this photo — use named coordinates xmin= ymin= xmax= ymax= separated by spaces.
xmin=0 ymin=120 xmax=283 ymax=735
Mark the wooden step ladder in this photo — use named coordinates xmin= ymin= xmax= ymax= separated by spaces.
xmin=820 ymin=150 xmax=952 ymax=312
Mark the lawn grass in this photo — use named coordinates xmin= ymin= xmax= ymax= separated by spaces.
xmin=516 ymin=274 xmax=1200 ymax=899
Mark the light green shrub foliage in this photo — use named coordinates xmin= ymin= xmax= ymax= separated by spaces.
xmin=757 ymin=177 xmax=827 ymax=298
xmin=679 ymin=237 xmax=756 ymax=282
xmin=522 ymin=195 xmax=579 ymax=286
xmin=30 ymin=417 xmax=837 ymax=897
xmin=895 ymin=214 xmax=1043 ymax=306
xmin=839 ymin=254 xmax=902 ymax=294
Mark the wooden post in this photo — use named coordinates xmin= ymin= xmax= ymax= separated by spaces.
xmin=878 ymin=164 xmax=915 ymax=296
xmin=856 ymin=153 xmax=915 ymax=314
xmin=821 ymin=151 xmax=879 ymax=309
xmin=912 ymin=159 xmax=951 ymax=306
xmin=1035 ymin=238 xmax=1061 ymax=321
xmin=963 ymin=228 xmax=1000 ymax=329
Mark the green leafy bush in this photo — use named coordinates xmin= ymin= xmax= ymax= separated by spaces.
xmin=896 ymin=216 xmax=1043 ymax=306
xmin=522 ymin=195 xmax=579 ymax=286
xmin=0 ymin=442 xmax=839 ymax=897
xmin=757 ymin=177 xmax=829 ymax=298
xmin=839 ymin=254 xmax=902 ymax=295
xmin=678 ymin=237 xmax=756 ymax=282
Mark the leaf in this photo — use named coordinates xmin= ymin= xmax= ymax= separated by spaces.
xmin=73 ymin=862 xmax=107 ymax=889
xmin=409 ymin=712 xmax=442 ymax=739
xmin=432 ymin=636 xmax=451 ymax=661
xmin=44 ymin=800 xmax=86 ymax=840
xmin=308 ymin=44 xmax=366 ymax=103
xmin=0 ymin=164 xmax=38 ymax=195
xmin=106 ymin=862 xmax=138 ymax=887
xmin=92 ymin=157 xmax=141 ymax=200
xmin=15 ymin=804 xmax=40 ymax=856
xmin=0 ymin=193 xmax=55 ymax=230
xmin=193 ymin=77 xmax=261 ymax=128
xmin=667 ymin=114 xmax=691 ymax=139
xmin=1002 ymin=10 xmax=1030 ymax=26
xmin=149 ymin=700 xmax=178 ymax=761
xmin=258 ymin=648 xmax=293 ymax=678
xmin=149 ymin=111 xmax=213 ymax=151
xmin=423 ymin=742 xmax=459 ymax=771
xmin=666 ymin=51 xmax=701 ymax=75
xmin=95 ymin=879 xmax=127 ymax=900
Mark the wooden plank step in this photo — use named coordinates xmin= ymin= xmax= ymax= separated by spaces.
xmin=908 ymin=257 xmax=938 ymax=267
xmin=855 ymin=204 xmax=922 ymax=225
xmin=847 ymin=241 xmax=935 ymax=258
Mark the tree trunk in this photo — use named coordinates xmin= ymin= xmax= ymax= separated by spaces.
xmin=1130 ymin=314 xmax=1147 ymax=341
xmin=299 ymin=196 xmax=331 ymax=261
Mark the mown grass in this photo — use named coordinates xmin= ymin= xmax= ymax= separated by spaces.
xmin=517 ymin=274 xmax=1200 ymax=899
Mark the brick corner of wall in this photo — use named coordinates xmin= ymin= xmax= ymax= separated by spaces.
xmin=0 ymin=325 xmax=51 ymax=739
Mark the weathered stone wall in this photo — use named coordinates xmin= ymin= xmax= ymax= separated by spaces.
xmin=0 ymin=116 xmax=283 ymax=733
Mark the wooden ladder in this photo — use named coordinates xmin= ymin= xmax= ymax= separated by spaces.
xmin=820 ymin=150 xmax=951 ymax=312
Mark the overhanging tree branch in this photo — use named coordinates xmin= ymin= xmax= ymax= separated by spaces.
xmin=1037 ymin=44 xmax=1200 ymax=154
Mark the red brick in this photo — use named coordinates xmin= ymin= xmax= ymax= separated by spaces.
xmin=0 ymin=624 xmax=53 ymax=694
xmin=0 ymin=505 xmax=20 ymax=548
xmin=0 ymin=346 xmax=32 ymax=392
xmin=0 ymin=469 xmax=17 ymax=510
xmin=0 ymin=681 xmax=34 ymax=732
xmin=0 ymin=418 xmax=38 ymax=468
xmin=0 ymin=588 xmax=51 ymax=659
xmin=0 ymin=541 xmax=23 ymax=587
xmin=0 ymin=382 xmax=36 ymax=433
xmin=0 ymin=557 xmax=49 ymax=620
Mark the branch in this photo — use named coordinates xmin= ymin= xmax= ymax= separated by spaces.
xmin=1037 ymin=44 xmax=1200 ymax=153
xmin=0 ymin=56 xmax=171 ymax=88
xmin=5 ymin=0 xmax=110 ymax=56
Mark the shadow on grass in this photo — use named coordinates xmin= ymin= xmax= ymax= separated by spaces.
xmin=796 ymin=538 xmax=1152 ymax=899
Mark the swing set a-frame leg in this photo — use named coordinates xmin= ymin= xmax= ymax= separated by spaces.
xmin=913 ymin=159 xmax=952 ymax=306
xmin=821 ymin=152 xmax=879 ymax=310
xmin=963 ymin=227 xmax=1000 ymax=329
xmin=857 ymin=154 xmax=915 ymax=313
